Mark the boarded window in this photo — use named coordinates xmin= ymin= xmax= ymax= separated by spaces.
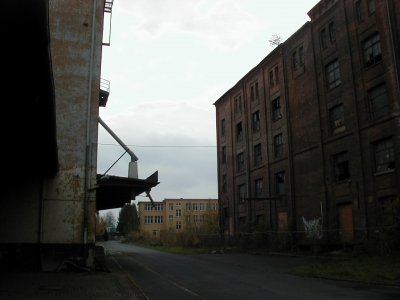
xmin=278 ymin=212 xmax=288 ymax=231
xmin=338 ymin=204 xmax=354 ymax=243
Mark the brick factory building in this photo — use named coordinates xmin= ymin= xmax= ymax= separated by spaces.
xmin=214 ymin=0 xmax=399 ymax=252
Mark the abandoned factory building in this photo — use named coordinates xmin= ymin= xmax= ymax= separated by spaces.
xmin=214 ymin=0 xmax=399 ymax=252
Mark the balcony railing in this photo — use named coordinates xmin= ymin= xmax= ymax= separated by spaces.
xmin=103 ymin=0 xmax=114 ymax=46
xmin=99 ymin=78 xmax=110 ymax=107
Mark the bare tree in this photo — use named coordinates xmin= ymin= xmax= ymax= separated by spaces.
xmin=269 ymin=34 xmax=282 ymax=47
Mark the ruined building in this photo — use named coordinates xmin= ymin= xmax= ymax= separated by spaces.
xmin=214 ymin=0 xmax=399 ymax=252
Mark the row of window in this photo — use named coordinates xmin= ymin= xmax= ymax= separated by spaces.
xmin=220 ymin=29 xmax=383 ymax=138
xmin=144 ymin=216 xmax=163 ymax=224
xmin=233 ymin=78 xmax=275 ymax=117
xmin=330 ymin=138 xmax=395 ymax=181
xmin=143 ymin=203 xmax=163 ymax=211
xmin=236 ymin=171 xmax=284 ymax=202
xmin=185 ymin=215 xmax=215 ymax=223
xmin=223 ymin=137 xmax=395 ymax=197
xmin=233 ymin=14 xmax=381 ymax=110
xmin=221 ymin=80 xmax=389 ymax=155
xmin=232 ymin=98 xmax=282 ymax=141
xmin=168 ymin=202 xmax=216 ymax=211
xmin=167 ymin=215 xmax=214 ymax=223
xmin=175 ymin=205 xmax=218 ymax=217
xmin=224 ymin=85 xmax=389 ymax=167
xmin=156 ymin=202 xmax=216 ymax=211
xmin=221 ymin=134 xmax=284 ymax=171
xmin=355 ymin=0 xmax=376 ymax=22
xmin=329 ymin=83 xmax=389 ymax=134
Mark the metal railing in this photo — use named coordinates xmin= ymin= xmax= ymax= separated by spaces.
xmin=100 ymin=78 xmax=110 ymax=93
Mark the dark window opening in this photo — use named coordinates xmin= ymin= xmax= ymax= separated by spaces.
xmin=368 ymin=84 xmax=389 ymax=120
xmin=272 ymin=97 xmax=281 ymax=121
xmin=236 ymin=122 xmax=243 ymax=142
xmin=333 ymin=152 xmax=350 ymax=182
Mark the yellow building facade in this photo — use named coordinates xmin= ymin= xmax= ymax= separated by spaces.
xmin=138 ymin=198 xmax=219 ymax=238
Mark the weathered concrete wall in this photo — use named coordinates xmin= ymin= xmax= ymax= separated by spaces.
xmin=43 ymin=0 xmax=103 ymax=247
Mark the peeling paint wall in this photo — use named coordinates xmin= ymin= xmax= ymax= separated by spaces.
xmin=0 ymin=0 xmax=104 ymax=269
xmin=43 ymin=0 xmax=104 ymax=246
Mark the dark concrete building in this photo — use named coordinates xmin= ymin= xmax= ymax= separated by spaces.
xmin=0 ymin=0 xmax=158 ymax=271
xmin=214 ymin=0 xmax=399 ymax=252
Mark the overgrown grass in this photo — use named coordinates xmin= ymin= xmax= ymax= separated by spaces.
xmin=149 ymin=245 xmax=215 ymax=255
xmin=289 ymin=256 xmax=400 ymax=286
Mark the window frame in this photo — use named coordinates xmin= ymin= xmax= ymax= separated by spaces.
xmin=272 ymin=97 xmax=282 ymax=121
xmin=254 ymin=143 xmax=262 ymax=166
xmin=274 ymin=133 xmax=284 ymax=158
xmin=374 ymin=138 xmax=395 ymax=173
xmin=220 ymin=119 xmax=225 ymax=137
xmin=355 ymin=0 xmax=363 ymax=22
xmin=275 ymin=171 xmax=285 ymax=196
xmin=236 ymin=122 xmax=243 ymax=142
xmin=329 ymin=103 xmax=346 ymax=134
xmin=250 ymin=81 xmax=259 ymax=103
xmin=238 ymin=183 xmax=246 ymax=203
xmin=252 ymin=110 xmax=261 ymax=132
xmin=329 ymin=21 xmax=336 ymax=43
xmin=292 ymin=45 xmax=304 ymax=70
xmin=368 ymin=84 xmax=389 ymax=120
xmin=320 ymin=28 xmax=328 ymax=49
xmin=254 ymin=178 xmax=263 ymax=198
xmin=234 ymin=95 xmax=243 ymax=115
xmin=363 ymin=33 xmax=382 ymax=67
xmin=325 ymin=59 xmax=341 ymax=90
xmin=236 ymin=152 xmax=245 ymax=172
xmin=367 ymin=0 xmax=376 ymax=15
xmin=333 ymin=151 xmax=350 ymax=182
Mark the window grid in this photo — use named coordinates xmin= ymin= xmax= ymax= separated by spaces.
xmin=368 ymin=84 xmax=389 ymax=120
xmin=374 ymin=138 xmax=395 ymax=173
xmin=255 ymin=178 xmax=263 ymax=198
xmin=234 ymin=95 xmax=243 ymax=115
xmin=292 ymin=46 xmax=304 ymax=70
xmin=272 ymin=97 xmax=281 ymax=121
xmin=254 ymin=143 xmax=262 ymax=166
xmin=329 ymin=104 xmax=345 ymax=134
xmin=274 ymin=134 xmax=284 ymax=158
xmin=176 ymin=221 xmax=181 ymax=229
xmin=326 ymin=59 xmax=341 ymax=90
xmin=252 ymin=111 xmax=260 ymax=132
xmin=250 ymin=81 xmax=259 ymax=102
xmin=363 ymin=33 xmax=382 ymax=67
xmin=236 ymin=122 xmax=243 ymax=142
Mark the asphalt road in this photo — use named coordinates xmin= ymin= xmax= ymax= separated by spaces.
xmin=99 ymin=241 xmax=400 ymax=300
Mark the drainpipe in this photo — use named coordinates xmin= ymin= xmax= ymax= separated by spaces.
xmin=82 ymin=0 xmax=98 ymax=266
xmin=98 ymin=116 xmax=139 ymax=178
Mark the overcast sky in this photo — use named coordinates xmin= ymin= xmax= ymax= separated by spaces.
xmin=97 ymin=0 xmax=320 ymax=217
